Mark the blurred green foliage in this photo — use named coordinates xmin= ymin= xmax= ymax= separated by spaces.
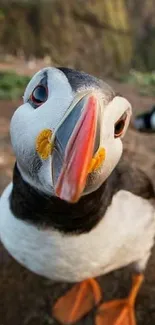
xmin=119 ymin=70 xmax=155 ymax=96
xmin=0 ymin=71 xmax=30 ymax=99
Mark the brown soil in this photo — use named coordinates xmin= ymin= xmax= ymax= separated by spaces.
xmin=0 ymin=71 xmax=155 ymax=325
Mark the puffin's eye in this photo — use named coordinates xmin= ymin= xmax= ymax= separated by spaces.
xmin=114 ymin=112 xmax=127 ymax=138
xmin=30 ymin=85 xmax=48 ymax=106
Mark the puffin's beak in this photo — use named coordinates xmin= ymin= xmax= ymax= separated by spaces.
xmin=52 ymin=93 xmax=101 ymax=203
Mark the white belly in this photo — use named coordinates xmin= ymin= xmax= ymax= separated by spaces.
xmin=0 ymin=183 xmax=155 ymax=282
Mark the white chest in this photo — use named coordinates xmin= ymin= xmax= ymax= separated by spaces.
xmin=0 ymin=183 xmax=155 ymax=282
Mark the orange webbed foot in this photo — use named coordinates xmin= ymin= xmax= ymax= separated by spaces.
xmin=96 ymin=274 xmax=144 ymax=325
xmin=52 ymin=278 xmax=102 ymax=324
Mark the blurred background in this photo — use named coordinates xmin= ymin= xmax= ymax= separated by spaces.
xmin=0 ymin=1 xmax=155 ymax=325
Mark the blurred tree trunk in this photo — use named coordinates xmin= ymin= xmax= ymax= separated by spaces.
xmin=100 ymin=0 xmax=133 ymax=74
xmin=126 ymin=0 xmax=155 ymax=71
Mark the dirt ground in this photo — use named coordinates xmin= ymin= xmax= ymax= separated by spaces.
xmin=0 ymin=68 xmax=155 ymax=325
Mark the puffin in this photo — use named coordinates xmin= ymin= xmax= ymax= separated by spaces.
xmin=0 ymin=67 xmax=155 ymax=325
xmin=134 ymin=105 xmax=155 ymax=133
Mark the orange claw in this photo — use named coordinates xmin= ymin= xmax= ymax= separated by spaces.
xmin=52 ymin=278 xmax=102 ymax=324
xmin=96 ymin=274 xmax=144 ymax=325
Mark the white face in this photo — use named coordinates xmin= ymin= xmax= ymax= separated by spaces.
xmin=85 ymin=96 xmax=132 ymax=194
xmin=10 ymin=67 xmax=132 ymax=200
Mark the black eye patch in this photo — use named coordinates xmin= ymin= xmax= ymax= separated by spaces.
xmin=28 ymin=75 xmax=48 ymax=109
